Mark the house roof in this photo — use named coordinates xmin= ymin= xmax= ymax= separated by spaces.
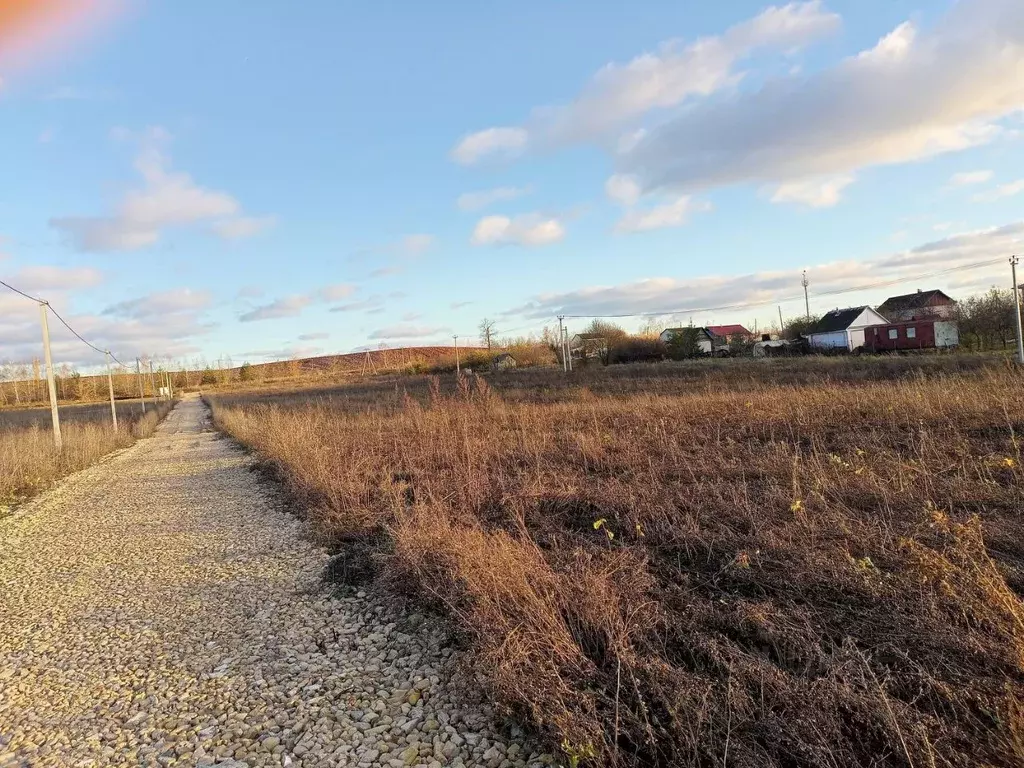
xmin=661 ymin=327 xmax=713 ymax=339
xmin=494 ymin=352 xmax=515 ymax=360
xmin=877 ymin=289 xmax=955 ymax=314
xmin=571 ymin=332 xmax=606 ymax=340
xmin=806 ymin=307 xmax=872 ymax=335
xmin=706 ymin=324 xmax=751 ymax=337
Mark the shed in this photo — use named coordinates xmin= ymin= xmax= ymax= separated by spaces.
xmin=569 ymin=333 xmax=607 ymax=359
xmin=877 ymin=289 xmax=956 ymax=322
xmin=804 ymin=306 xmax=888 ymax=351
xmin=863 ymin=320 xmax=960 ymax=351
xmin=494 ymin=353 xmax=518 ymax=370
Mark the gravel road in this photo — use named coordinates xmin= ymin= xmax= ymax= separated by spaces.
xmin=0 ymin=397 xmax=549 ymax=768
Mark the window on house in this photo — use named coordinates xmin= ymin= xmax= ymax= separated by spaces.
xmin=888 ymin=329 xmax=898 ymax=339
xmin=907 ymin=327 xmax=916 ymax=339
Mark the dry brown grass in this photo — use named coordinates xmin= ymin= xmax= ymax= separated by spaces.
xmin=210 ymin=358 xmax=1024 ymax=767
xmin=0 ymin=402 xmax=173 ymax=512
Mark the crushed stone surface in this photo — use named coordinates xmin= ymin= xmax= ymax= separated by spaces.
xmin=0 ymin=397 xmax=549 ymax=768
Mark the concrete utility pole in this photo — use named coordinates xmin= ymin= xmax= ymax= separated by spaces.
xmin=38 ymin=302 xmax=62 ymax=450
xmin=105 ymin=351 xmax=118 ymax=431
xmin=136 ymin=358 xmax=147 ymax=414
xmin=148 ymin=360 xmax=159 ymax=400
xmin=1012 ymin=256 xmax=1024 ymax=365
xmin=802 ymin=270 xmax=810 ymax=322
xmin=453 ymin=335 xmax=460 ymax=375
xmin=166 ymin=369 xmax=174 ymax=399
xmin=778 ymin=305 xmax=784 ymax=336
xmin=564 ymin=326 xmax=573 ymax=371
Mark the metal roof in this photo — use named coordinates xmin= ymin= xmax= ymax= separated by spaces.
xmin=806 ymin=307 xmax=871 ymax=334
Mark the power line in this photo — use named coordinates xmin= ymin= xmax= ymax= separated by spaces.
xmin=0 ymin=278 xmax=128 ymax=366
xmin=561 ymin=257 xmax=1005 ymax=319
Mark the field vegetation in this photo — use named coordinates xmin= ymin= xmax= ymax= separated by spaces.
xmin=0 ymin=400 xmax=174 ymax=514
xmin=210 ymin=355 xmax=1024 ymax=767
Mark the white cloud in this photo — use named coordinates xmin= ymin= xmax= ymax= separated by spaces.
xmin=103 ymin=288 xmax=212 ymax=319
xmin=210 ymin=216 xmax=276 ymax=239
xmin=605 ymin=174 xmax=641 ymax=206
xmin=456 ymin=186 xmax=531 ymax=211
xmin=51 ymin=130 xmax=271 ymax=252
xmin=298 ymin=332 xmax=330 ymax=341
xmin=240 ymin=283 xmax=356 ymax=322
xmin=615 ymin=196 xmax=709 ymax=233
xmin=329 ymin=296 xmax=386 ymax=313
xmin=972 ymin=179 xmax=1024 ymax=202
xmin=12 ymin=265 xmax=103 ymax=292
xmin=368 ymin=324 xmax=451 ymax=340
xmin=770 ymin=175 xmax=854 ymax=208
xmin=450 ymin=127 xmax=528 ymax=165
xmin=505 ymin=221 xmax=1024 ymax=319
xmin=471 ymin=214 xmax=565 ymax=246
xmin=239 ymin=295 xmax=312 ymax=322
xmin=621 ymin=0 xmax=1024 ymax=195
xmin=401 ymin=233 xmax=435 ymax=255
xmin=316 ymin=283 xmax=357 ymax=301
xmin=450 ymin=2 xmax=839 ymax=163
xmin=949 ymin=170 xmax=993 ymax=186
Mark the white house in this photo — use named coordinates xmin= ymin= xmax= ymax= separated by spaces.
xmin=804 ymin=306 xmax=889 ymax=351
xmin=659 ymin=327 xmax=715 ymax=355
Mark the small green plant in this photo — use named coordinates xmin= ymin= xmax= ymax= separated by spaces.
xmin=560 ymin=740 xmax=597 ymax=768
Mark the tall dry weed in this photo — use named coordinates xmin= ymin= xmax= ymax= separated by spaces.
xmin=212 ymin=361 xmax=1024 ymax=767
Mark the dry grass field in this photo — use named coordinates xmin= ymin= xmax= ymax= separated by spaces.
xmin=209 ymin=356 xmax=1024 ymax=768
xmin=0 ymin=401 xmax=173 ymax=512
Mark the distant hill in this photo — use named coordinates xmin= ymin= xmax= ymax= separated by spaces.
xmin=243 ymin=345 xmax=484 ymax=376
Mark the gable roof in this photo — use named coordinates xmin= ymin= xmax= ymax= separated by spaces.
xmin=661 ymin=327 xmax=713 ymax=339
xmin=706 ymin=324 xmax=751 ymax=337
xmin=571 ymin=332 xmax=606 ymax=341
xmin=806 ymin=307 xmax=873 ymax=335
xmin=877 ymin=289 xmax=955 ymax=314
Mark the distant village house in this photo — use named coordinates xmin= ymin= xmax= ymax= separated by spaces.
xmin=569 ymin=333 xmax=608 ymax=360
xmin=877 ymin=289 xmax=956 ymax=322
xmin=804 ymin=306 xmax=889 ymax=351
xmin=705 ymin=324 xmax=753 ymax=342
xmin=494 ymin=352 xmax=518 ymax=370
xmin=659 ymin=327 xmax=718 ymax=355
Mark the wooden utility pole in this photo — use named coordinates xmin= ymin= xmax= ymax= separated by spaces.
xmin=105 ymin=352 xmax=118 ymax=431
xmin=39 ymin=303 xmax=62 ymax=449
xmin=137 ymin=358 xmax=147 ymax=414
xmin=1011 ymin=256 xmax=1023 ymax=364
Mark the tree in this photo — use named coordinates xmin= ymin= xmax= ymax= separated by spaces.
xmin=665 ymin=328 xmax=703 ymax=360
xmin=954 ymin=288 xmax=1018 ymax=351
xmin=781 ymin=315 xmax=820 ymax=341
xmin=478 ymin=318 xmax=497 ymax=367
xmin=239 ymin=362 xmax=256 ymax=382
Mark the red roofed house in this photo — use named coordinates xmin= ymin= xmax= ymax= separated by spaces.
xmin=705 ymin=324 xmax=753 ymax=342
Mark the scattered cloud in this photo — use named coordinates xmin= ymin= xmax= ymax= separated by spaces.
xmin=298 ymin=332 xmax=330 ymax=341
xmin=505 ymin=221 xmax=1024 ymax=319
xmin=368 ymin=324 xmax=451 ymax=340
xmin=103 ymin=288 xmax=212 ymax=319
xmin=457 ymin=186 xmax=532 ymax=211
xmin=240 ymin=283 xmax=356 ymax=322
xmin=972 ymin=179 xmax=1024 ymax=203
xmin=370 ymin=265 xmax=404 ymax=278
xmin=949 ymin=170 xmax=993 ymax=187
xmin=11 ymin=265 xmax=103 ymax=292
xmin=401 ymin=311 xmax=422 ymax=322
xmin=450 ymin=1 xmax=839 ymax=164
xmin=210 ymin=215 xmax=276 ymax=240
xmin=605 ymin=174 xmax=641 ymax=206
xmin=471 ymin=213 xmax=565 ymax=246
xmin=620 ymin=0 xmax=1024 ymax=197
xmin=358 ymin=233 xmax=434 ymax=276
xmin=450 ymin=301 xmax=473 ymax=309
xmin=330 ymin=296 xmax=387 ymax=313
xmin=769 ymin=175 xmax=855 ymax=208
xmin=615 ymin=196 xmax=710 ymax=233
xmin=236 ymin=285 xmax=264 ymax=299
xmin=402 ymin=233 xmax=435 ymax=255
xmin=38 ymin=126 xmax=56 ymax=144
xmin=450 ymin=127 xmax=528 ymax=165
xmin=239 ymin=295 xmax=311 ymax=322
xmin=50 ymin=128 xmax=272 ymax=252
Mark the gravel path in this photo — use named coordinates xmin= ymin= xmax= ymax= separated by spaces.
xmin=0 ymin=397 xmax=549 ymax=768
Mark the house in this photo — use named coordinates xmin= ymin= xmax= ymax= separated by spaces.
xmin=493 ymin=353 xmax=517 ymax=370
xmin=569 ymin=333 xmax=608 ymax=360
xmin=877 ymin=289 xmax=956 ymax=322
xmin=705 ymin=324 xmax=752 ymax=342
xmin=659 ymin=327 xmax=716 ymax=356
xmin=804 ymin=306 xmax=889 ymax=351
xmin=863 ymin=320 xmax=960 ymax=352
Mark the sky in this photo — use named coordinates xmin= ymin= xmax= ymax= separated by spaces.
xmin=1 ymin=0 xmax=1024 ymax=370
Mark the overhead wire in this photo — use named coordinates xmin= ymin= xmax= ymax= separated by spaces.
xmin=0 ymin=278 xmax=129 ymax=367
xmin=560 ymin=257 xmax=1006 ymax=319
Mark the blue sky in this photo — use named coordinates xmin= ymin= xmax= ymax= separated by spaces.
xmin=1 ymin=0 xmax=1023 ymax=368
